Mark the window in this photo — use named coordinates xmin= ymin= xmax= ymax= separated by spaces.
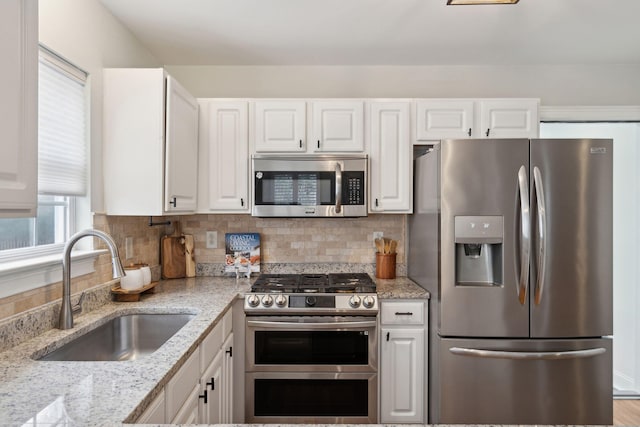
xmin=0 ymin=46 xmax=87 ymax=260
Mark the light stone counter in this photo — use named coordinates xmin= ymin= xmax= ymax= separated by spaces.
xmin=0 ymin=274 xmax=425 ymax=426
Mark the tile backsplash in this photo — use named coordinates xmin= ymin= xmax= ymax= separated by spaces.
xmin=0 ymin=213 xmax=405 ymax=320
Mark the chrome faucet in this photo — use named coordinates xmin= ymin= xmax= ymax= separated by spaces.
xmin=59 ymin=229 xmax=125 ymax=329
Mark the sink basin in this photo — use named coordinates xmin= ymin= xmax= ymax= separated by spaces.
xmin=38 ymin=313 xmax=196 ymax=361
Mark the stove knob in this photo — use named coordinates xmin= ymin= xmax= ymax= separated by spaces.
xmin=247 ymin=294 xmax=260 ymax=307
xmin=275 ymin=295 xmax=287 ymax=307
xmin=362 ymin=295 xmax=376 ymax=309
xmin=261 ymin=295 xmax=274 ymax=307
xmin=349 ymin=295 xmax=362 ymax=308
xmin=305 ymin=296 xmax=317 ymax=307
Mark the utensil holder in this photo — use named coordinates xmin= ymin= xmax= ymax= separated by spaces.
xmin=376 ymin=252 xmax=396 ymax=279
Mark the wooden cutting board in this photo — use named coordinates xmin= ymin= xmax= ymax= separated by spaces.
xmin=161 ymin=235 xmax=186 ymax=279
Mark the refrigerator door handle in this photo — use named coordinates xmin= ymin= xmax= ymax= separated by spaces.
xmin=450 ymin=346 xmax=606 ymax=360
xmin=533 ymin=166 xmax=547 ymax=305
xmin=516 ymin=165 xmax=531 ymax=305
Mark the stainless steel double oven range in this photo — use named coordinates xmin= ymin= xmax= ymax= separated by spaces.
xmin=244 ymin=273 xmax=378 ymax=423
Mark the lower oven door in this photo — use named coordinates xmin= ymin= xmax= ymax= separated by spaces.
xmin=246 ymin=316 xmax=377 ymax=372
xmin=246 ymin=371 xmax=378 ymax=423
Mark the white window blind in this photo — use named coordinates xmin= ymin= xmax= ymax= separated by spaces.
xmin=38 ymin=47 xmax=88 ymax=196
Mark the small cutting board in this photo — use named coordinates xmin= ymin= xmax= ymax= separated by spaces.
xmin=184 ymin=234 xmax=196 ymax=277
xmin=161 ymin=235 xmax=186 ymax=279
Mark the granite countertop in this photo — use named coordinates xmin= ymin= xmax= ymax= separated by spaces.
xmin=0 ymin=275 xmax=425 ymax=426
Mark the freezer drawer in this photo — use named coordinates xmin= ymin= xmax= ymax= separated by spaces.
xmin=438 ymin=337 xmax=612 ymax=425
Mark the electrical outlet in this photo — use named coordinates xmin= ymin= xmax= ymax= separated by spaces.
xmin=125 ymin=237 xmax=133 ymax=259
xmin=206 ymin=231 xmax=218 ymax=249
xmin=373 ymin=231 xmax=384 ymax=243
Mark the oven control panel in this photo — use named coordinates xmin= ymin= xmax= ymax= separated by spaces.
xmin=244 ymin=293 xmax=378 ymax=313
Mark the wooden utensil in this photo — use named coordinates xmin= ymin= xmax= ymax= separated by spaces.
xmin=390 ymin=239 xmax=398 ymax=254
xmin=375 ymin=238 xmax=384 ymax=253
xmin=184 ymin=234 xmax=195 ymax=277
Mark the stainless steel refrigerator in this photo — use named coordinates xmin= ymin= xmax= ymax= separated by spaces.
xmin=409 ymin=138 xmax=613 ymax=425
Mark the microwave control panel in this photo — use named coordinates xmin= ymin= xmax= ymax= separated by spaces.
xmin=343 ymin=172 xmax=365 ymax=205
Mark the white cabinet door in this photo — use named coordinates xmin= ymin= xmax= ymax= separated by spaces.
xmin=254 ymin=101 xmax=306 ymax=152
xmin=416 ymin=99 xmax=474 ymax=140
xmin=369 ymin=102 xmax=412 ymax=213
xmin=380 ymin=328 xmax=425 ymax=423
xmin=103 ymin=68 xmax=198 ymax=216
xmin=312 ymin=101 xmax=364 ymax=152
xmin=198 ymin=100 xmax=249 ymax=213
xmin=222 ymin=332 xmax=234 ymax=423
xmin=165 ymin=349 xmax=200 ymax=422
xmin=165 ymin=76 xmax=199 ymax=212
xmin=171 ymin=383 xmax=200 ymax=424
xmin=136 ymin=389 xmax=166 ymax=423
xmin=0 ymin=0 xmax=37 ymax=218
xmin=479 ymin=99 xmax=539 ymax=139
xmin=199 ymin=350 xmax=224 ymax=423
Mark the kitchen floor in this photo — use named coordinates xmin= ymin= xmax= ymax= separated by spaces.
xmin=614 ymin=399 xmax=640 ymax=425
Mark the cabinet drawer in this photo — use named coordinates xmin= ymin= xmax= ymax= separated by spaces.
xmin=380 ymin=301 xmax=425 ymax=325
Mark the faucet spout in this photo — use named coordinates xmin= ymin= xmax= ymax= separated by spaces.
xmin=59 ymin=229 xmax=125 ymax=330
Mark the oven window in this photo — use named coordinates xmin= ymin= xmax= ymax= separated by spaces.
xmin=255 ymin=331 xmax=369 ymax=365
xmin=254 ymin=379 xmax=369 ymax=417
xmin=255 ymin=171 xmax=335 ymax=206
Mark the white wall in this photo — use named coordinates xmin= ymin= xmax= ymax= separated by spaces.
xmin=165 ymin=64 xmax=640 ymax=105
xmin=39 ymin=0 xmax=160 ymax=214
xmin=540 ymin=122 xmax=640 ymax=395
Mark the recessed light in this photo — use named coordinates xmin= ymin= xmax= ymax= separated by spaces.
xmin=447 ymin=0 xmax=519 ymax=4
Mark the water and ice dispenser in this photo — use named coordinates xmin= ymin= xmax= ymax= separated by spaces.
xmin=454 ymin=216 xmax=503 ymax=286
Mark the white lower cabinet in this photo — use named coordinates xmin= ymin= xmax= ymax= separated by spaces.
xmin=379 ymin=300 xmax=428 ymax=423
xmin=135 ymin=307 xmax=234 ymax=424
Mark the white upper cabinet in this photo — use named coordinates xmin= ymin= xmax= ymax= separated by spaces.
xmin=478 ymin=99 xmax=539 ymax=139
xmin=416 ymin=98 xmax=539 ymax=140
xmin=369 ymin=101 xmax=412 ymax=213
xmin=253 ymin=100 xmax=365 ymax=153
xmin=198 ymin=100 xmax=249 ymax=213
xmin=312 ymin=101 xmax=364 ymax=152
xmin=103 ymin=68 xmax=198 ymax=216
xmin=415 ymin=99 xmax=474 ymax=140
xmin=254 ymin=101 xmax=306 ymax=152
xmin=0 ymin=0 xmax=38 ymax=218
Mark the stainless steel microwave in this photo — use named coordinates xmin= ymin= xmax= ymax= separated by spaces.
xmin=251 ymin=154 xmax=368 ymax=217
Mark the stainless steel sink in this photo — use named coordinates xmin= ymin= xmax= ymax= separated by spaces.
xmin=38 ymin=313 xmax=196 ymax=361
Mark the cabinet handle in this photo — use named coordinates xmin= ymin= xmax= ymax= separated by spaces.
xmin=226 ymin=346 xmax=233 ymax=357
xmin=299 ymin=139 xmax=302 ymax=148
xmin=395 ymin=311 xmax=414 ymax=316
xmin=207 ymin=378 xmax=215 ymax=390
xmin=317 ymin=140 xmax=320 ymax=149
xmin=241 ymin=198 xmax=244 ymax=207
xmin=375 ymin=198 xmax=379 ymax=207
xmin=199 ymin=389 xmax=208 ymax=404
xmin=169 ymin=197 xmax=177 ymax=207
xmin=386 ymin=332 xmax=390 ymax=342
xmin=468 ymin=128 xmax=472 ymax=137
xmin=486 ymin=128 xmax=490 ymax=137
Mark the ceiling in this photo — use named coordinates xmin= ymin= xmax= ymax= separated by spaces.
xmin=99 ymin=0 xmax=640 ymax=66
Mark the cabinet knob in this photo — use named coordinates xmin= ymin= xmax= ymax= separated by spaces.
xmin=486 ymin=128 xmax=490 ymax=137
xmin=199 ymin=390 xmax=208 ymax=404
xmin=169 ymin=197 xmax=177 ymax=207
xmin=375 ymin=198 xmax=379 ymax=207
xmin=226 ymin=346 xmax=233 ymax=357
xmin=386 ymin=332 xmax=390 ymax=342
xmin=317 ymin=140 xmax=320 ymax=149
xmin=299 ymin=139 xmax=302 ymax=148
xmin=468 ymin=128 xmax=472 ymax=137
xmin=207 ymin=377 xmax=215 ymax=390
xmin=241 ymin=198 xmax=244 ymax=207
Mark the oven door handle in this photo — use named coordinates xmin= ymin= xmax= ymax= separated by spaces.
xmin=247 ymin=320 xmax=377 ymax=329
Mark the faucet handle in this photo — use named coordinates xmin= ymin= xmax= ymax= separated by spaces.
xmin=72 ymin=292 xmax=86 ymax=315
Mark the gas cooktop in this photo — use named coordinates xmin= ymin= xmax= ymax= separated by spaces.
xmin=246 ymin=273 xmax=378 ymax=314
xmin=251 ymin=273 xmax=376 ymax=294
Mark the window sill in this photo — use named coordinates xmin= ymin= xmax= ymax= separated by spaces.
xmin=0 ymin=249 xmax=106 ymax=299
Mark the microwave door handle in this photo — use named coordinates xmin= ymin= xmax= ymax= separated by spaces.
xmin=335 ymin=162 xmax=342 ymax=214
